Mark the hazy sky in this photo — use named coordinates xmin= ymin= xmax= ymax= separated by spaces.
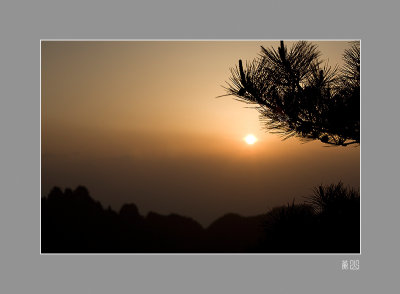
xmin=41 ymin=41 xmax=360 ymax=226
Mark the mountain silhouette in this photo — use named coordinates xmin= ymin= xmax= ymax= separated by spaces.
xmin=41 ymin=184 xmax=359 ymax=253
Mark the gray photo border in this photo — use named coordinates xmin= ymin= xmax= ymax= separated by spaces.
xmin=1 ymin=0 xmax=397 ymax=293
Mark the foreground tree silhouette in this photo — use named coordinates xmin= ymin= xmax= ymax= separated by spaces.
xmin=222 ymin=41 xmax=360 ymax=146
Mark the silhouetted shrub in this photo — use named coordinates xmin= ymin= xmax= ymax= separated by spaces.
xmin=304 ymin=182 xmax=360 ymax=253
xmin=259 ymin=202 xmax=317 ymax=253
xmin=305 ymin=182 xmax=359 ymax=216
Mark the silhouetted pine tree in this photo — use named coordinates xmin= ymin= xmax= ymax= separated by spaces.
xmin=221 ymin=41 xmax=360 ymax=146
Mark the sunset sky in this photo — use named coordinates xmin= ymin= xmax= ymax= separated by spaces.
xmin=41 ymin=41 xmax=360 ymax=226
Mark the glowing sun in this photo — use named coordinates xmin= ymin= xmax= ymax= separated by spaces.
xmin=244 ymin=134 xmax=258 ymax=145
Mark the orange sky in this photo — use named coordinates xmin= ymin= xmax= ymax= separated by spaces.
xmin=41 ymin=41 xmax=360 ymax=226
